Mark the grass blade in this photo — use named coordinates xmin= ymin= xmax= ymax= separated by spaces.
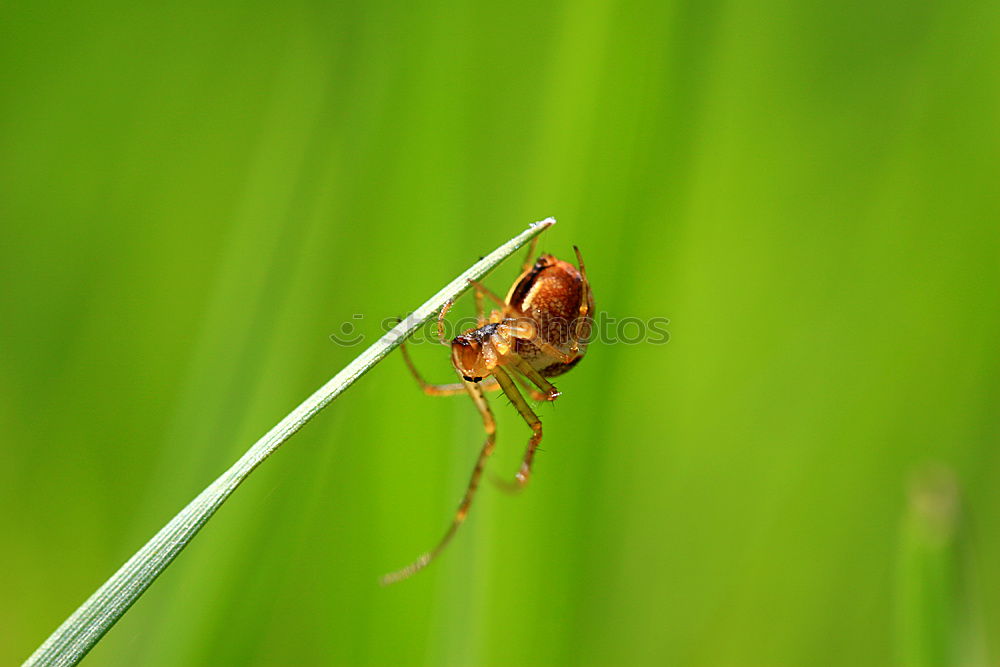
xmin=25 ymin=217 xmax=556 ymax=667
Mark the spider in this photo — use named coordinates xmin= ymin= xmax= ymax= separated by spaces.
xmin=381 ymin=236 xmax=593 ymax=585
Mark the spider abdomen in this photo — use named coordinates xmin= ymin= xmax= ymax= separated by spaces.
xmin=508 ymin=254 xmax=594 ymax=374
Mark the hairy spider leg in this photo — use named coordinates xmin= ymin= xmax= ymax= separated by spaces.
xmin=508 ymin=353 xmax=560 ymax=400
xmin=512 ymin=372 xmax=552 ymax=402
xmin=380 ymin=375 xmax=497 ymax=585
xmin=492 ymin=366 xmax=544 ymax=491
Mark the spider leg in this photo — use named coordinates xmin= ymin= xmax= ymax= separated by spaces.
xmin=436 ymin=300 xmax=454 ymax=346
xmin=380 ymin=375 xmax=497 ymax=585
xmin=513 ymin=372 xmax=552 ymax=402
xmin=535 ymin=340 xmax=579 ymax=365
xmin=474 ymin=285 xmax=486 ymax=326
xmin=521 ymin=235 xmax=540 ymax=273
xmin=508 ymin=353 xmax=560 ymax=401
xmin=571 ymin=245 xmax=593 ymax=354
xmin=468 ymin=279 xmax=507 ymax=310
xmin=472 ymin=285 xmax=511 ymax=327
xmin=401 ymin=341 xmax=498 ymax=396
xmin=492 ymin=366 xmax=543 ymax=490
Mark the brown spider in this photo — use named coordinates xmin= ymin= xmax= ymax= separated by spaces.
xmin=381 ymin=236 xmax=593 ymax=585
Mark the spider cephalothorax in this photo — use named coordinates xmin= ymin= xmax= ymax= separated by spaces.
xmin=382 ymin=233 xmax=592 ymax=585
xmin=450 ymin=323 xmax=503 ymax=382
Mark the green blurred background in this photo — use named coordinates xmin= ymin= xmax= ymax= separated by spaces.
xmin=2 ymin=0 xmax=999 ymax=665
